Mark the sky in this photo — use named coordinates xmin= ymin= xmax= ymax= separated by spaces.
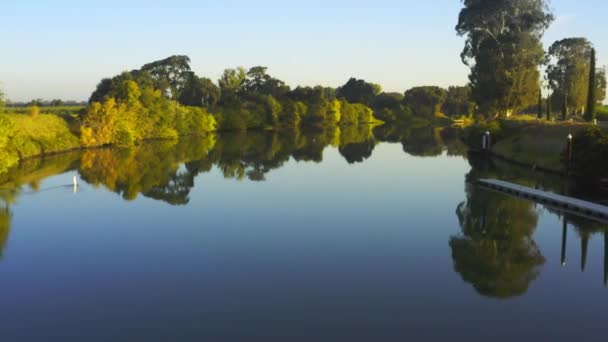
xmin=0 ymin=0 xmax=606 ymax=102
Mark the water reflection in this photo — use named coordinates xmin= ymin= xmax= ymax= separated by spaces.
xmin=561 ymin=214 xmax=608 ymax=282
xmin=373 ymin=124 xmax=467 ymax=158
xmin=0 ymin=205 xmax=10 ymax=260
xmin=0 ymin=125 xmax=393 ymax=204
xmin=79 ymin=136 xmax=216 ymax=204
xmin=2 ymin=124 xmax=608 ymax=300
xmin=457 ymin=153 xmax=608 ymax=297
xmin=452 ymin=182 xmax=544 ymax=298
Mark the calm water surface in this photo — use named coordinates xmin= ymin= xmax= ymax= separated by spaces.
xmin=0 ymin=127 xmax=606 ymax=341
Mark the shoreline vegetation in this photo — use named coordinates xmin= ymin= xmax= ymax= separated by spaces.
xmin=0 ymin=125 xmax=468 ymax=205
xmin=0 ymin=55 xmax=474 ymax=175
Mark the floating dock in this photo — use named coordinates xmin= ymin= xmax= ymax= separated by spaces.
xmin=477 ymin=179 xmax=608 ymax=222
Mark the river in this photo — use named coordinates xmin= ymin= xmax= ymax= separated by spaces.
xmin=0 ymin=125 xmax=606 ymax=341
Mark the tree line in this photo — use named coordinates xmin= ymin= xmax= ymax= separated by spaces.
xmin=82 ymin=55 xmax=478 ymax=147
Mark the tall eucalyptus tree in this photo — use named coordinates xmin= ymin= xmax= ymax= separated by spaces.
xmin=456 ymin=0 xmax=554 ymax=118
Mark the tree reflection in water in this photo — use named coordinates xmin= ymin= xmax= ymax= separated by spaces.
xmin=78 ymin=125 xmax=380 ymax=204
xmin=2 ymin=123 xmax=606 ymax=293
xmin=452 ymin=182 xmax=544 ymax=298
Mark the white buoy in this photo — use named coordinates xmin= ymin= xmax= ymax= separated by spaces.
xmin=73 ymin=175 xmax=78 ymax=193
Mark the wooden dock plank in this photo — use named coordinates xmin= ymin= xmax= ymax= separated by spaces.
xmin=477 ymin=179 xmax=608 ymax=221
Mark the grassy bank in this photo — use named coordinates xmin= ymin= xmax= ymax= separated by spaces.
xmin=0 ymin=107 xmax=383 ymax=177
xmin=467 ymin=118 xmax=594 ymax=172
xmin=4 ymin=106 xmax=84 ymax=117
xmin=493 ymin=121 xmax=589 ymax=171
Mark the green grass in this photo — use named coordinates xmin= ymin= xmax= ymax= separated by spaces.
xmin=505 ymin=114 xmax=541 ymax=122
xmin=492 ymin=120 xmax=590 ymax=171
xmin=4 ymin=106 xmax=85 ymax=117
xmin=597 ymin=105 xmax=608 ymax=120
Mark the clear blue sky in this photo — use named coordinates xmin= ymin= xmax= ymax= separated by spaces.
xmin=0 ymin=0 xmax=606 ymax=102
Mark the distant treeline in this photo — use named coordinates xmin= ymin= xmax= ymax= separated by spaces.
xmin=5 ymin=99 xmax=87 ymax=108
xmin=82 ymin=55 xmax=475 ymax=147
xmin=0 ymin=54 xmax=477 ymax=174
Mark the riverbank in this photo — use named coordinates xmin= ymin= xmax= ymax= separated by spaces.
xmin=0 ymin=110 xmax=386 ymax=177
xmin=468 ymin=118 xmax=597 ymax=174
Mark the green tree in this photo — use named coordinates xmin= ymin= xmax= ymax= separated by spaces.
xmin=179 ymin=73 xmax=221 ymax=109
xmin=442 ymin=86 xmax=474 ymax=117
xmin=337 ymin=78 xmax=381 ymax=106
xmin=89 ymin=70 xmax=155 ymax=103
xmin=562 ymin=92 xmax=568 ymax=120
xmin=28 ymin=99 xmax=43 ymax=107
xmin=546 ymin=38 xmax=594 ymax=116
xmin=597 ymin=67 xmax=607 ymax=104
xmin=403 ymin=86 xmax=447 ymax=118
xmin=50 ymin=99 xmax=63 ymax=107
xmin=537 ymin=88 xmax=543 ymax=119
xmin=218 ymin=67 xmax=247 ymax=104
xmin=141 ymin=55 xmax=192 ymax=100
xmin=546 ymin=92 xmax=552 ymax=120
xmin=372 ymin=92 xmax=404 ymax=110
xmin=457 ymin=0 xmax=553 ymax=118
xmin=585 ymin=48 xmax=597 ymax=122
xmin=242 ymin=66 xmax=290 ymax=98
xmin=372 ymin=92 xmax=411 ymax=122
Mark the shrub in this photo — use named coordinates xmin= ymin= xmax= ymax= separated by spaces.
xmin=28 ymin=106 xmax=41 ymax=118
xmin=0 ymin=116 xmax=18 ymax=174
xmin=81 ymin=80 xmax=217 ymax=146
xmin=280 ymin=100 xmax=305 ymax=127
xmin=339 ymin=100 xmax=374 ymax=125
xmin=5 ymin=113 xmax=80 ymax=159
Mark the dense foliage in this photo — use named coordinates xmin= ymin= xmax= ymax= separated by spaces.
xmin=0 ymin=113 xmax=80 ymax=173
xmin=442 ymin=86 xmax=475 ymax=118
xmin=546 ymin=38 xmax=606 ymax=118
xmin=88 ymin=58 xmax=383 ymax=135
xmin=81 ymin=81 xmax=216 ymax=147
xmin=586 ymin=49 xmax=597 ymax=122
xmin=0 ymin=54 xmax=480 ymax=174
xmin=336 ymin=78 xmax=382 ymax=106
xmin=457 ymin=0 xmax=554 ymax=118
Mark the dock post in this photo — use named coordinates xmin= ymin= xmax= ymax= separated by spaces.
xmin=482 ymin=131 xmax=492 ymax=162
xmin=582 ymin=235 xmax=589 ymax=272
xmin=566 ymin=134 xmax=573 ymax=175
xmin=561 ymin=218 xmax=568 ymax=267
xmin=485 ymin=131 xmax=491 ymax=150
